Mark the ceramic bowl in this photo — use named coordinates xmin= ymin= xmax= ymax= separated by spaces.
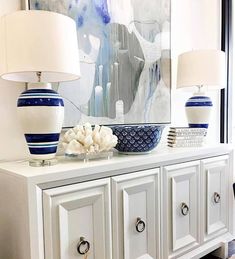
xmin=111 ymin=125 xmax=164 ymax=153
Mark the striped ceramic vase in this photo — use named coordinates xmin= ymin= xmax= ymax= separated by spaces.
xmin=185 ymin=95 xmax=213 ymax=128
xmin=17 ymin=88 xmax=64 ymax=161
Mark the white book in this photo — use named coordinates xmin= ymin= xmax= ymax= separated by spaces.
xmin=168 ymin=135 xmax=205 ymax=141
xmin=168 ymin=139 xmax=204 ymax=144
xmin=168 ymin=143 xmax=204 ymax=148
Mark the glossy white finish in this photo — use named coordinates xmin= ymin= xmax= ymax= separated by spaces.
xmin=163 ymin=161 xmax=200 ymax=258
xmin=186 ymin=106 xmax=212 ymax=124
xmin=43 ymin=178 xmax=112 ymax=259
xmin=18 ymin=104 xmax=64 ymax=160
xmin=0 ymin=145 xmax=230 ymax=179
xmin=18 ymin=106 xmax=64 ymax=133
xmin=112 ymin=169 xmax=160 ymax=259
xmin=201 ymin=156 xmax=229 ymax=242
xmin=0 ymin=145 xmax=233 ymax=259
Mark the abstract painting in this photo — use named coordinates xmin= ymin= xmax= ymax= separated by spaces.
xmin=28 ymin=0 xmax=171 ymax=127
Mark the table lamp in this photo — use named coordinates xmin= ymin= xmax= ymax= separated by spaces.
xmin=0 ymin=10 xmax=81 ymax=166
xmin=177 ymin=49 xmax=226 ymax=128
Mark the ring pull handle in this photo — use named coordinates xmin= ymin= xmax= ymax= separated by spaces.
xmin=214 ymin=192 xmax=221 ymax=203
xmin=181 ymin=202 xmax=189 ymax=216
xmin=77 ymin=237 xmax=90 ymax=255
xmin=135 ymin=217 xmax=146 ymax=233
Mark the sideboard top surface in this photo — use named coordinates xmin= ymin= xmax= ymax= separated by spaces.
xmin=0 ymin=144 xmax=232 ymax=185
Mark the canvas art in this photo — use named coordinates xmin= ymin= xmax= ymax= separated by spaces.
xmin=28 ymin=0 xmax=171 ymax=127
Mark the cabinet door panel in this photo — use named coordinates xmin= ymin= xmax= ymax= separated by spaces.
xmin=43 ymin=178 xmax=112 ymax=259
xmin=112 ymin=169 xmax=160 ymax=259
xmin=201 ymin=156 xmax=229 ymax=241
xmin=172 ymin=172 xmax=198 ymax=251
xmin=163 ymin=161 xmax=200 ymax=258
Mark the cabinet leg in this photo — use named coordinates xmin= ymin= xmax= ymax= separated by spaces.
xmin=211 ymin=242 xmax=228 ymax=259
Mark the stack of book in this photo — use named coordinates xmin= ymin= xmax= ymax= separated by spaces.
xmin=168 ymin=127 xmax=207 ymax=148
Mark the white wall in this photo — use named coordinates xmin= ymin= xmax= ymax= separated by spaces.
xmin=0 ymin=0 xmax=222 ymax=161
xmin=0 ymin=0 xmax=29 ymax=161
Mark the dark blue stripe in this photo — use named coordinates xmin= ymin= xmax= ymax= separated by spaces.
xmin=186 ymin=102 xmax=213 ymax=107
xmin=17 ymin=98 xmax=64 ymax=107
xmin=189 ymin=96 xmax=210 ymax=100
xmin=29 ymin=146 xmax=57 ymax=155
xmin=25 ymin=133 xmax=60 ymax=143
xmin=21 ymin=89 xmax=59 ymax=95
xmin=189 ymin=124 xmax=209 ymax=129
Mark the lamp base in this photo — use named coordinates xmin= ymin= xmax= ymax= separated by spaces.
xmin=185 ymin=95 xmax=213 ymax=128
xmin=29 ymin=158 xmax=58 ymax=167
xmin=17 ymin=86 xmax=64 ymax=162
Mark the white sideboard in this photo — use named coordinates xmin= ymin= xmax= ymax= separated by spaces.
xmin=0 ymin=145 xmax=234 ymax=259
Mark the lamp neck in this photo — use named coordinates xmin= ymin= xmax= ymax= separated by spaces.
xmin=27 ymin=82 xmax=52 ymax=89
xmin=194 ymin=85 xmax=205 ymax=96
xmin=27 ymin=72 xmax=51 ymax=89
xmin=36 ymin=71 xmax=42 ymax=82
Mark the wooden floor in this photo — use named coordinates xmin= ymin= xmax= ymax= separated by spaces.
xmin=201 ymin=240 xmax=235 ymax=258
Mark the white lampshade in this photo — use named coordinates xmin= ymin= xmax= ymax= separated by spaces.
xmin=0 ymin=10 xmax=80 ymax=83
xmin=177 ymin=49 xmax=226 ymax=90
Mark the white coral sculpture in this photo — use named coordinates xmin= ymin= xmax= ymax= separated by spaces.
xmin=62 ymin=123 xmax=118 ymax=155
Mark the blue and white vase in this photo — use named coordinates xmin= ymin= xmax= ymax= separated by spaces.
xmin=185 ymin=95 xmax=213 ymax=128
xmin=17 ymin=83 xmax=64 ymax=161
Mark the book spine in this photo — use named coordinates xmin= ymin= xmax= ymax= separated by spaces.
xmin=168 ymin=143 xmax=203 ymax=148
xmin=168 ymin=131 xmax=207 ymax=137
xmin=168 ymin=139 xmax=204 ymax=144
xmin=169 ymin=128 xmax=207 ymax=133
xmin=167 ymin=135 xmax=205 ymax=140
xmin=170 ymin=126 xmax=207 ymax=130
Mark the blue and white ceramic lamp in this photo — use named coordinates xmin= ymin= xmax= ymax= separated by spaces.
xmin=17 ymin=85 xmax=64 ymax=161
xmin=177 ymin=50 xmax=226 ymax=129
xmin=185 ymin=95 xmax=213 ymax=128
xmin=0 ymin=11 xmax=81 ymax=165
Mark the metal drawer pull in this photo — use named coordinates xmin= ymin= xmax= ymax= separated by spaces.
xmin=214 ymin=192 xmax=221 ymax=203
xmin=135 ymin=217 xmax=146 ymax=233
xmin=181 ymin=203 xmax=189 ymax=216
xmin=77 ymin=237 xmax=90 ymax=255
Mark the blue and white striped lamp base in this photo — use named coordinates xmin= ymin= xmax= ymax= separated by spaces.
xmin=17 ymin=87 xmax=64 ymax=165
xmin=185 ymin=95 xmax=213 ymax=129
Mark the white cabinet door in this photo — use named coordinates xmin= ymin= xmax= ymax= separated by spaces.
xmin=112 ymin=169 xmax=160 ymax=259
xmin=201 ymin=156 xmax=229 ymax=242
xmin=43 ymin=178 xmax=112 ymax=259
xmin=162 ymin=161 xmax=200 ymax=258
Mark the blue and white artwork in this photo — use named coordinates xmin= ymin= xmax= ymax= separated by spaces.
xmin=29 ymin=0 xmax=171 ymax=127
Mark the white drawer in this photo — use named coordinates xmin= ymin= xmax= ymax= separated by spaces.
xmin=201 ymin=156 xmax=229 ymax=242
xmin=112 ymin=169 xmax=160 ymax=259
xmin=43 ymin=178 xmax=112 ymax=259
xmin=163 ymin=161 xmax=200 ymax=258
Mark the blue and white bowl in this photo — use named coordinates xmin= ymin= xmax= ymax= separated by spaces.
xmin=185 ymin=95 xmax=213 ymax=129
xmin=17 ymin=87 xmax=64 ymax=160
xmin=111 ymin=125 xmax=164 ymax=153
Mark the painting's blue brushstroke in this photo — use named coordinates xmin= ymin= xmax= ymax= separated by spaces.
xmin=83 ymin=5 xmax=87 ymax=12
xmin=95 ymin=6 xmax=110 ymax=24
xmin=144 ymin=63 xmax=161 ymax=121
xmin=94 ymin=0 xmax=110 ymax=24
xmin=77 ymin=15 xmax=84 ymax=27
